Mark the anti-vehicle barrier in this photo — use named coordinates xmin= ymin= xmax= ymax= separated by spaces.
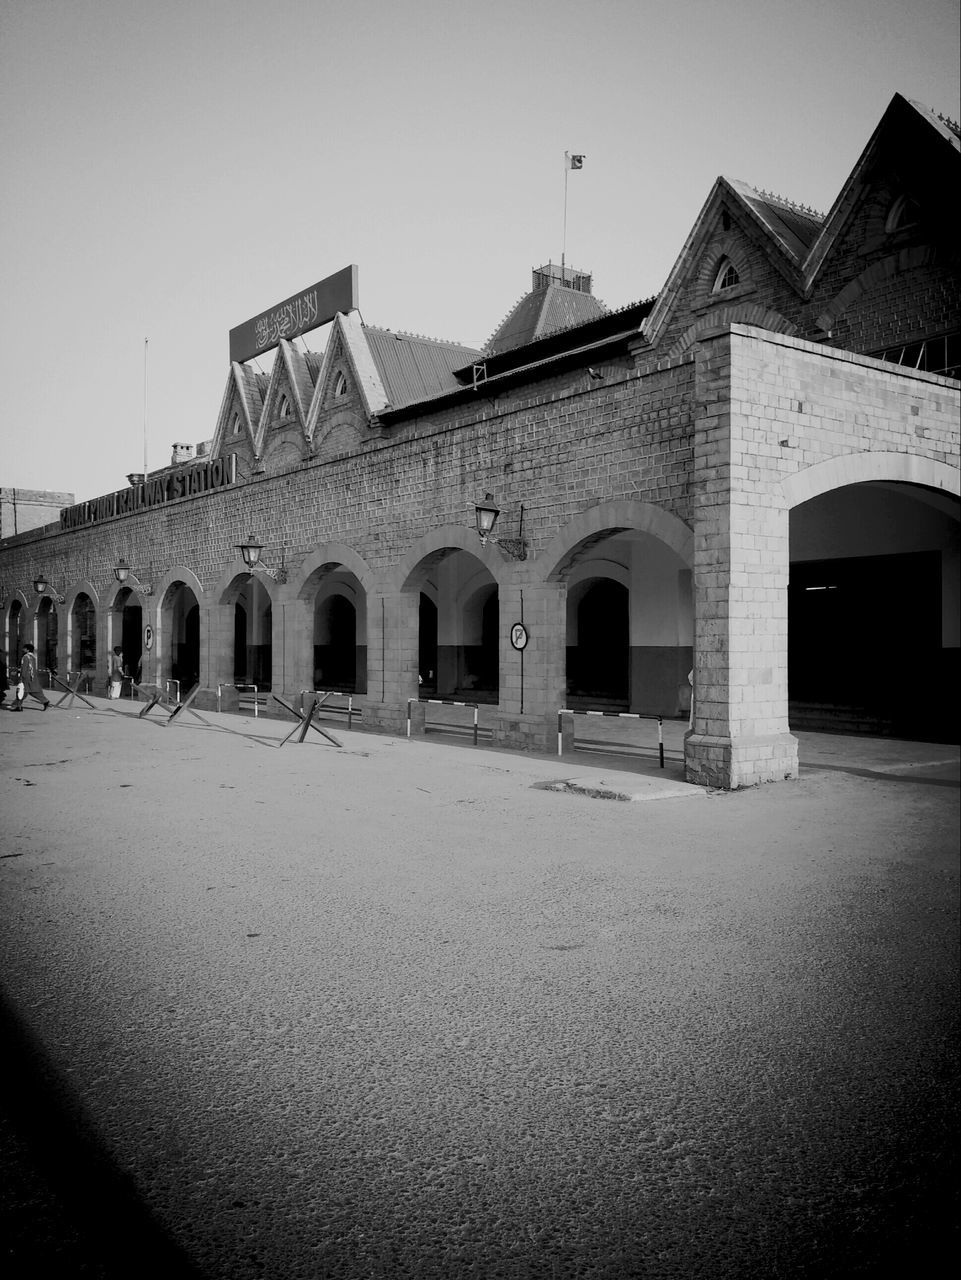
xmin=407 ymin=698 xmax=480 ymax=746
xmin=558 ymin=708 xmax=665 ymax=768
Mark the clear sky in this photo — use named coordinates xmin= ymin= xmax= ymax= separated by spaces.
xmin=1 ymin=0 xmax=958 ymax=502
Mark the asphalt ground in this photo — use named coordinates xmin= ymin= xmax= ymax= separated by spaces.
xmin=0 ymin=694 xmax=958 ymax=1279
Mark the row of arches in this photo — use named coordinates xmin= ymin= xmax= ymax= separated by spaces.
xmin=4 ymin=469 xmax=958 ymax=741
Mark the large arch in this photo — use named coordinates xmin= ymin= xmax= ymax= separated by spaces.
xmin=785 ymin=452 xmax=959 ymax=740
xmin=542 ymin=501 xmax=694 ymax=581
xmin=393 ymin=526 xmax=510 ymax=595
xmin=782 ymin=451 xmax=960 ymax=509
xmin=156 ymin=572 xmax=203 ymax=696
xmin=543 ymin=501 xmax=695 ymax=716
xmin=291 ymin=543 xmax=377 ymax=598
xmin=398 ymin=535 xmax=502 ymax=702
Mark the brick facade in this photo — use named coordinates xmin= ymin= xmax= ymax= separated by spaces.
xmin=2 ymin=94 xmax=958 ymax=787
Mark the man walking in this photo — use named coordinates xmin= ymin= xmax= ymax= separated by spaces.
xmin=10 ymin=643 xmax=51 ymax=712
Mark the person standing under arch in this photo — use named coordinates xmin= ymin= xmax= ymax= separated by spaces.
xmin=108 ymin=645 xmax=124 ymax=699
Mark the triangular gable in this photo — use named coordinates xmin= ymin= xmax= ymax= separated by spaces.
xmin=642 ymin=176 xmax=810 ymax=348
xmin=802 ymin=92 xmax=960 ymax=291
xmin=305 ymin=311 xmax=389 ymax=440
xmin=210 ymin=362 xmax=265 ymax=463
xmin=253 ymin=339 xmax=314 ymax=455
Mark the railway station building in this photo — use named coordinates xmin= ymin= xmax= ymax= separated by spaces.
xmin=2 ymin=93 xmax=958 ymax=788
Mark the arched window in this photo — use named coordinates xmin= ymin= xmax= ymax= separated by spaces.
xmin=333 ymin=371 xmax=348 ymax=397
xmin=278 ymin=394 xmax=291 ymax=419
xmin=230 ymin=412 xmax=241 ymax=435
xmin=713 ymin=258 xmax=741 ymax=292
xmin=885 ymin=194 xmax=920 ymax=233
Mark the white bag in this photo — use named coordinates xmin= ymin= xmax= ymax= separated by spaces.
xmin=15 ymin=681 xmax=25 ymax=700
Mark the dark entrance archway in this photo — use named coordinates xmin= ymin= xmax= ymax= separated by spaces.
xmin=113 ymin=588 xmax=143 ymax=685
xmin=789 ymin=481 xmax=959 ymax=740
xmin=71 ymin=594 xmax=96 ymax=688
xmin=162 ymin=582 xmax=200 ymax=693
xmin=566 ymin=578 xmax=630 ymax=707
xmin=37 ymin=598 xmax=58 ymax=677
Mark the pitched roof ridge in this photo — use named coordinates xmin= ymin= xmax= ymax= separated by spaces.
xmin=363 ymin=323 xmax=479 ymax=350
xmin=739 ymin=179 xmax=825 ymax=220
xmin=907 ymin=96 xmax=961 ymax=138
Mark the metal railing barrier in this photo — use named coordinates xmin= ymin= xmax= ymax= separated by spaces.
xmin=407 ymin=698 xmax=480 ymax=746
xmin=557 ymin=708 xmax=665 ymax=768
xmin=300 ymin=690 xmax=357 ymax=729
xmin=163 ymin=679 xmax=181 ymax=707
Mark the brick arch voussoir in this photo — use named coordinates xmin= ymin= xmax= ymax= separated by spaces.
xmin=815 ymin=246 xmax=940 ymax=332
xmin=293 ymin=544 xmax=378 ymax=600
xmin=155 ymin=566 xmax=205 ymax=611
xmin=64 ymin=580 xmax=101 ymax=614
xmin=542 ymin=501 xmax=694 ymax=582
xmin=669 ymin=305 xmax=795 ymax=361
xmin=392 ymin=526 xmax=506 ymax=593
xmin=781 ymin=451 xmax=961 ymax=510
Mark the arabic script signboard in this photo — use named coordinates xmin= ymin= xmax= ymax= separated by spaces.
xmin=229 ymin=265 xmax=359 ymax=364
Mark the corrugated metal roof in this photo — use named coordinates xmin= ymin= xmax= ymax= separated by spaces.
xmin=486 ymin=285 xmax=608 ymax=353
xmin=364 ymin=328 xmax=483 ymax=410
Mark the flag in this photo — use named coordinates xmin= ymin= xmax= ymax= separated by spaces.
xmin=567 ymin=153 xmax=584 ymax=170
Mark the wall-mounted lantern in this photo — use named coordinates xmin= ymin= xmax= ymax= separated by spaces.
xmin=235 ymin=534 xmax=288 ymax=583
xmin=473 ymin=493 xmax=527 ymax=560
xmin=114 ymin=558 xmax=153 ymax=596
xmin=33 ymin=573 xmax=65 ymax=603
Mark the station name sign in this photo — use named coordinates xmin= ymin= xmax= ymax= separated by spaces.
xmin=60 ymin=455 xmax=237 ymax=531
xmin=229 ymin=264 xmax=359 ymax=365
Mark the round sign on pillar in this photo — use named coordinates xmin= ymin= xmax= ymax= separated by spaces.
xmin=510 ymin=622 xmax=529 ymax=651
xmin=144 ymin=625 xmax=154 ymax=651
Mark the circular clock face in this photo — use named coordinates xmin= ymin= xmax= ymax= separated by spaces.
xmin=510 ymin=622 xmax=529 ymax=651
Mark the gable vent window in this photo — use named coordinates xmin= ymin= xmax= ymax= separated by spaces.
xmin=713 ymin=259 xmax=741 ymax=292
xmin=278 ymin=394 xmax=291 ymax=419
xmin=885 ymin=194 xmax=920 ymax=233
xmin=231 ymin=412 xmax=241 ymax=435
xmin=333 ymin=371 xmax=348 ymax=397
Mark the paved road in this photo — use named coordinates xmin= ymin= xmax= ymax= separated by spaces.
xmin=1 ymin=698 xmax=958 ymax=1278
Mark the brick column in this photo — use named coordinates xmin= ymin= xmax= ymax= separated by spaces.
xmin=361 ymin=591 xmax=420 ymax=735
xmin=279 ymin=596 xmax=313 ymax=698
xmin=494 ymin=579 xmax=567 ymax=752
xmin=685 ymin=331 xmax=798 ymax=788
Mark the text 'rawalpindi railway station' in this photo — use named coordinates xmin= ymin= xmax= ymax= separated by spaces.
xmin=1 ymin=93 xmax=958 ymax=788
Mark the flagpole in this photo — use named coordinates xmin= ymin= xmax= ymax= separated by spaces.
xmin=562 ymin=152 xmax=569 ymax=276
xmin=143 ymin=337 xmax=149 ymax=481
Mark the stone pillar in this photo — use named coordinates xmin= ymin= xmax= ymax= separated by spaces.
xmin=362 ymin=591 xmax=420 ymax=735
xmin=493 ymin=578 xmax=568 ymax=753
xmin=281 ymin=595 xmax=313 ymax=699
xmin=685 ymin=330 xmax=798 ymax=788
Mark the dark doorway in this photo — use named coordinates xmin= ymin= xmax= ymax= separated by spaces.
xmin=789 ymin=550 xmax=943 ymax=738
xmin=419 ymin=595 xmax=438 ymax=696
xmin=567 ymin=579 xmax=629 ymax=706
xmin=314 ymin=595 xmax=358 ymax=692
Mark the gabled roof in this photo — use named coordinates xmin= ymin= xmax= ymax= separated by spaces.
xmin=802 ymin=92 xmax=961 ymax=289
xmin=364 ymin=327 xmax=483 ymax=409
xmin=485 ymin=281 xmax=608 ymax=354
xmin=210 ymin=360 xmax=266 ymax=459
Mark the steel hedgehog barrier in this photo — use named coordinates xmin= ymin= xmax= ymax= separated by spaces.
xmin=407 ymin=698 xmax=480 ymax=746
xmin=558 ymin=708 xmax=665 ymax=768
